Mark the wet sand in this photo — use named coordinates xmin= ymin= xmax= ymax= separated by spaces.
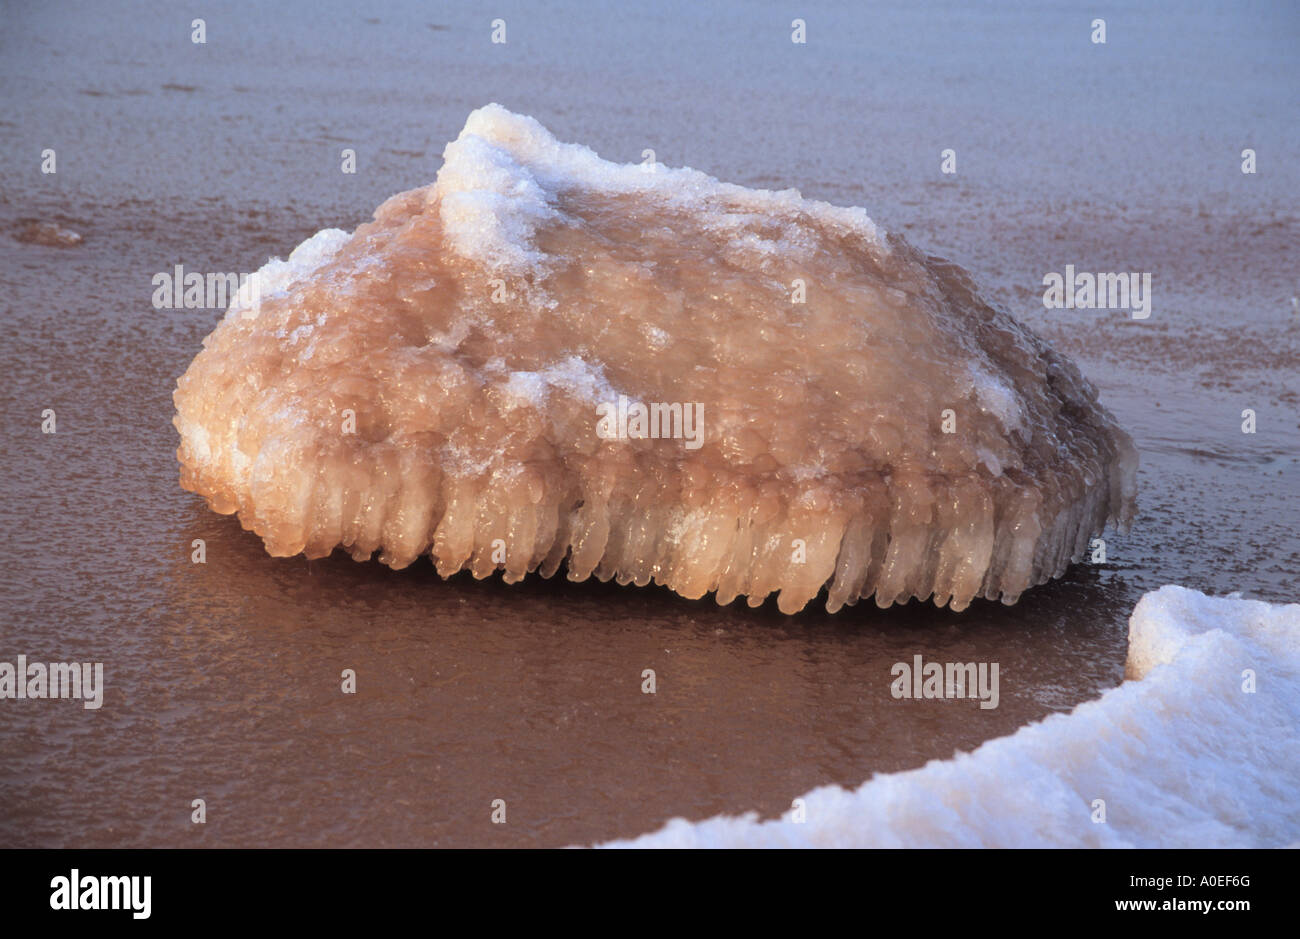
xmin=1 ymin=0 xmax=1296 ymax=847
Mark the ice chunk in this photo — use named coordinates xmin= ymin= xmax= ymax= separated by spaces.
xmin=225 ymin=227 xmax=351 ymax=321
xmin=173 ymin=105 xmax=1136 ymax=611
xmin=600 ymin=586 xmax=1300 ymax=847
xmin=15 ymin=220 xmax=82 ymax=247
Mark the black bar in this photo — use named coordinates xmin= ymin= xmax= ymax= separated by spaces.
xmin=0 ymin=848 xmax=1283 ymax=926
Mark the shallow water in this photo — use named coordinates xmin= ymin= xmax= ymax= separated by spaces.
xmin=1 ymin=0 xmax=1296 ymax=847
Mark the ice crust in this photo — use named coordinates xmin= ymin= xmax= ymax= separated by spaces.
xmin=174 ymin=104 xmax=1137 ymax=612
xmin=600 ymin=586 xmax=1300 ymax=848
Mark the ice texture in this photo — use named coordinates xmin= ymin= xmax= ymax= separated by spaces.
xmin=600 ymin=586 xmax=1300 ymax=847
xmin=173 ymin=104 xmax=1137 ymax=612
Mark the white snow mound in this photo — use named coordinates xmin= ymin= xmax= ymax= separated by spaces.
xmin=600 ymin=586 xmax=1300 ymax=848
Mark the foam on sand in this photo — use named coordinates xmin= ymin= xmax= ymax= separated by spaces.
xmin=174 ymin=104 xmax=1136 ymax=612
xmin=600 ymin=586 xmax=1300 ymax=847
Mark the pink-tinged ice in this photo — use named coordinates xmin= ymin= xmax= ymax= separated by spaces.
xmin=173 ymin=105 xmax=1136 ymax=612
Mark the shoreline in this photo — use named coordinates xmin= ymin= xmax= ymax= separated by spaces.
xmin=2 ymin=0 xmax=1296 ymax=848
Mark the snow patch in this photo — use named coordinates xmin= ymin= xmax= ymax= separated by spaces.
xmin=433 ymin=104 xmax=887 ymax=275
xmin=599 ymin=586 xmax=1300 ymax=848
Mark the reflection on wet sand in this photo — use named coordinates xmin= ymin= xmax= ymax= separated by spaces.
xmin=2 ymin=0 xmax=1294 ymax=849
xmin=142 ymin=504 xmax=1132 ymax=847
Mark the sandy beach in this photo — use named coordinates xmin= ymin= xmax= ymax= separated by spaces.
xmin=1 ymin=0 xmax=1296 ymax=847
